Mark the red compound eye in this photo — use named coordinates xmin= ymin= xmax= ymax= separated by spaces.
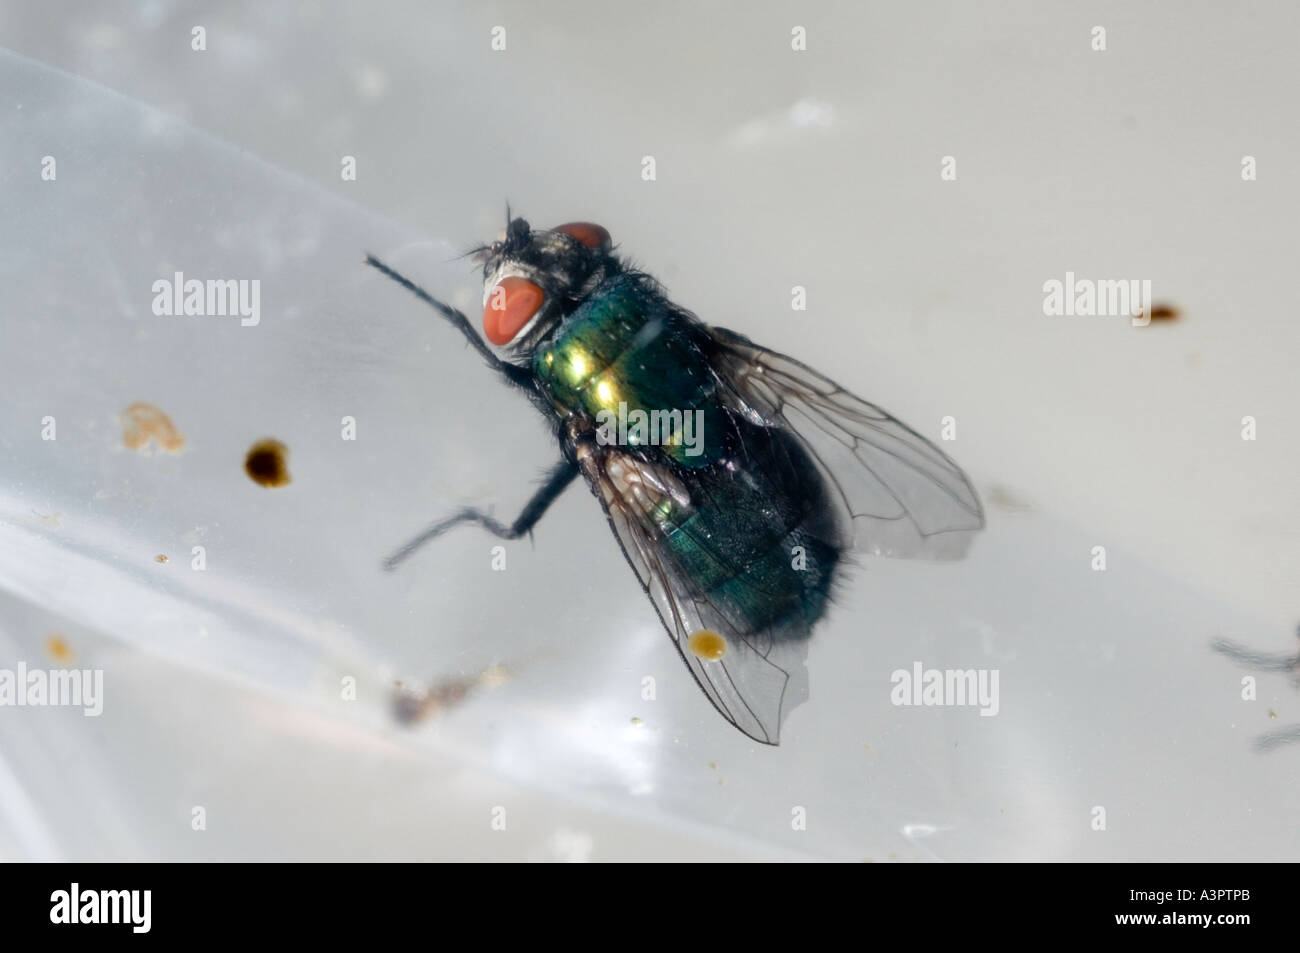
xmin=483 ymin=276 xmax=544 ymax=346
xmin=553 ymin=222 xmax=611 ymax=250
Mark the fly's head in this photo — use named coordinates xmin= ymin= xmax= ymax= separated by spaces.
xmin=474 ymin=217 xmax=619 ymax=366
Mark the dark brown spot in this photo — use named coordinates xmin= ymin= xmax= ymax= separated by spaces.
xmin=1148 ymin=303 xmax=1180 ymax=321
xmin=245 ymin=439 xmax=291 ymax=487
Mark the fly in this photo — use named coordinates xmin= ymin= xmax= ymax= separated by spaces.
xmin=367 ymin=215 xmax=984 ymax=745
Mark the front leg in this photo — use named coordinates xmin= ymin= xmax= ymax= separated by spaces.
xmin=365 ymin=253 xmax=535 ymax=391
xmin=383 ymin=458 xmax=580 ymax=570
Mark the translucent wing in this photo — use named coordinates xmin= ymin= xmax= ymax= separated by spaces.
xmin=707 ymin=327 xmax=984 ymax=559
xmin=580 ymin=448 xmax=809 ymax=745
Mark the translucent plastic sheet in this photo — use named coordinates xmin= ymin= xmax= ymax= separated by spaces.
xmin=1 ymin=50 xmax=1297 ymax=861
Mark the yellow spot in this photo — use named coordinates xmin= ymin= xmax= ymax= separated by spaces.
xmin=687 ymin=630 xmax=727 ymax=661
xmin=596 ymin=378 xmax=615 ymax=405
xmin=155 ymin=554 xmax=168 ymax=564
xmin=544 ymin=351 xmax=554 ymax=367
xmin=45 ymin=634 xmax=74 ymax=663
xmin=568 ymin=351 xmax=589 ymax=380
xmin=630 ymin=717 xmax=644 ymax=727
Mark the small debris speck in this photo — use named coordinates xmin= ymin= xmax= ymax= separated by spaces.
xmin=45 ymin=634 xmax=74 ymax=663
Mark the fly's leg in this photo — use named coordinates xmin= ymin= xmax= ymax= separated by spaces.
xmin=383 ymin=459 xmax=580 ymax=571
xmin=365 ymin=253 xmax=535 ymax=391
xmin=1212 ymin=625 xmax=1300 ymax=677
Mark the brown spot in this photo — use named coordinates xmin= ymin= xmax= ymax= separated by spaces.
xmin=1149 ymin=303 xmax=1180 ymax=321
xmin=45 ymin=634 xmax=74 ymax=663
xmin=245 ymin=439 xmax=291 ymax=487
xmin=394 ymin=681 xmax=469 ymax=722
xmin=122 ymin=403 xmax=185 ymax=453
xmin=1269 ymin=709 xmax=1278 ymax=719
xmin=393 ymin=663 xmax=511 ymax=725
xmin=155 ymin=554 xmax=168 ymax=564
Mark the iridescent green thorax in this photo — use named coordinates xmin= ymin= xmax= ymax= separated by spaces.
xmin=533 ymin=274 xmax=726 ymax=466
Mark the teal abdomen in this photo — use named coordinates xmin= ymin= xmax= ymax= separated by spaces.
xmin=656 ymin=424 xmax=839 ymax=633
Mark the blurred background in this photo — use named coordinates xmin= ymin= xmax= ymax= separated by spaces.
xmin=0 ymin=0 xmax=1297 ymax=860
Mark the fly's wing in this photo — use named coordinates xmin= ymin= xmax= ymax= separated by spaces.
xmin=706 ymin=327 xmax=984 ymax=559
xmin=583 ymin=449 xmax=809 ymax=745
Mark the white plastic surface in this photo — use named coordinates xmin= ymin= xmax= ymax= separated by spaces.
xmin=1 ymin=3 xmax=1298 ymax=861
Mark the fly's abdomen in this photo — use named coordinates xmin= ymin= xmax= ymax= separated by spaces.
xmin=659 ymin=423 xmax=841 ymax=635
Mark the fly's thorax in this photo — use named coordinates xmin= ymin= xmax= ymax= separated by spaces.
xmin=477 ymin=218 xmax=616 ymax=366
xmin=533 ymin=277 xmax=644 ymax=404
xmin=536 ymin=276 xmax=728 ymax=466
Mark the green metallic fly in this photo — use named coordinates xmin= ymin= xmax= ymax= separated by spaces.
xmin=367 ymin=216 xmax=983 ymax=745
